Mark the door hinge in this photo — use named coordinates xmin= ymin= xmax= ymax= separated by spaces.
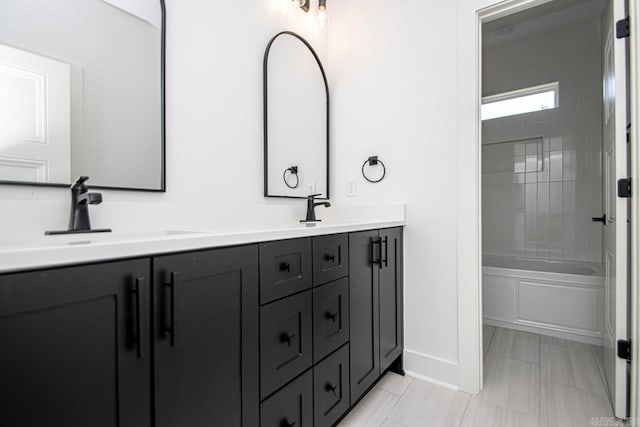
xmin=617 ymin=339 xmax=632 ymax=361
xmin=617 ymin=17 xmax=630 ymax=38
xmin=618 ymin=178 xmax=632 ymax=198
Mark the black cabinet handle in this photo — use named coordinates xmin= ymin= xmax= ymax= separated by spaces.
xmin=325 ymin=382 xmax=338 ymax=395
xmin=280 ymin=332 xmax=296 ymax=347
xmin=129 ymin=276 xmax=143 ymax=358
xmin=383 ymin=236 xmax=389 ymax=268
xmin=279 ymin=262 xmax=291 ymax=273
xmin=370 ymin=238 xmax=382 ymax=266
xmin=325 ymin=311 xmax=338 ymax=322
xmin=592 ymin=214 xmax=607 ymax=224
xmin=324 ymin=253 xmax=336 ymax=262
xmin=280 ymin=419 xmax=296 ymax=427
xmin=164 ymin=272 xmax=179 ymax=347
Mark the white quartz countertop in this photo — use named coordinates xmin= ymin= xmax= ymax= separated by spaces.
xmin=0 ymin=220 xmax=405 ymax=274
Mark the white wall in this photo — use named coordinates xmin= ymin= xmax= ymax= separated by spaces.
xmin=482 ymin=18 xmax=603 ymax=263
xmin=328 ymin=0 xmax=460 ymax=379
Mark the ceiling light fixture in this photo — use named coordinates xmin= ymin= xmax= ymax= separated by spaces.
xmin=318 ymin=0 xmax=327 ymax=28
xmin=291 ymin=0 xmax=310 ymax=12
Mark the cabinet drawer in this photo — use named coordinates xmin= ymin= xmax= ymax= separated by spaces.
xmin=260 ymin=370 xmax=313 ymax=427
xmin=313 ymin=344 xmax=350 ymax=427
xmin=260 ymin=238 xmax=312 ymax=304
xmin=260 ymin=291 xmax=313 ymax=398
xmin=313 ymin=234 xmax=348 ymax=286
xmin=313 ymin=278 xmax=349 ymax=361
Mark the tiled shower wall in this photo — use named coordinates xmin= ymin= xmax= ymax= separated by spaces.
xmin=481 ymin=19 xmax=603 ymax=262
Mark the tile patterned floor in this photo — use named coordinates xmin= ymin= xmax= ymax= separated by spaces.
xmin=339 ymin=326 xmax=616 ymax=427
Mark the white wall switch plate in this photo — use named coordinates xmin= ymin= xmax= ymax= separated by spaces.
xmin=347 ymin=180 xmax=357 ymax=197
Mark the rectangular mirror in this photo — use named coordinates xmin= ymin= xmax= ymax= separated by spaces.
xmin=264 ymin=32 xmax=329 ymax=199
xmin=0 ymin=0 xmax=165 ymax=191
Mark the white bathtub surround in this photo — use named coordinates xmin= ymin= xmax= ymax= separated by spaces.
xmin=483 ymin=255 xmax=604 ymax=345
xmin=481 ymin=10 xmax=603 ymax=263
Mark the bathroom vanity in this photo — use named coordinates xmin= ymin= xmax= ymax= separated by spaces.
xmin=0 ymin=223 xmax=404 ymax=427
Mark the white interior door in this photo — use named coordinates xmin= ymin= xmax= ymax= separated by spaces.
xmin=602 ymin=0 xmax=630 ymax=418
xmin=0 ymin=43 xmax=71 ymax=183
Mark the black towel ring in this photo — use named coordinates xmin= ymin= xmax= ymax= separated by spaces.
xmin=283 ymin=166 xmax=300 ymax=189
xmin=362 ymin=156 xmax=386 ymax=183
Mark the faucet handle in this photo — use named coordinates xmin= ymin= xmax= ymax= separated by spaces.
xmin=307 ymin=193 xmax=322 ymax=199
xmin=88 ymin=193 xmax=103 ymax=205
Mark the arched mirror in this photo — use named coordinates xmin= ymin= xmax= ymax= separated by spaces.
xmin=264 ymin=31 xmax=329 ymax=199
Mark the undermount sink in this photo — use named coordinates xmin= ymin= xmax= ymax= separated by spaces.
xmin=0 ymin=230 xmax=204 ymax=250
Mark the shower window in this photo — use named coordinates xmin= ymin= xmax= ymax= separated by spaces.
xmin=481 ymin=82 xmax=559 ymax=121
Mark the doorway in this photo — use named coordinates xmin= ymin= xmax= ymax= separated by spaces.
xmin=478 ymin=0 xmax=630 ymax=422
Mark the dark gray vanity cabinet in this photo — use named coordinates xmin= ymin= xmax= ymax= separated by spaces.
xmin=379 ymin=227 xmax=404 ymax=372
xmin=0 ymin=227 xmax=402 ymax=427
xmin=153 ymin=245 xmax=259 ymax=427
xmin=349 ymin=227 xmax=404 ymax=403
xmin=0 ymin=259 xmax=152 ymax=427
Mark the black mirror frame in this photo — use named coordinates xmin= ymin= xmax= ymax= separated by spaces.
xmin=263 ymin=31 xmax=330 ymax=200
xmin=0 ymin=0 xmax=166 ymax=193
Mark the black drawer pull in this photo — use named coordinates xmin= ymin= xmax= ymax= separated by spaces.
xmin=279 ymin=332 xmax=296 ymax=347
xmin=325 ymin=382 xmax=338 ymax=395
xmin=324 ymin=253 xmax=336 ymax=262
xmin=164 ymin=272 xmax=179 ymax=347
xmin=370 ymin=238 xmax=383 ymax=266
xmin=279 ymin=262 xmax=291 ymax=272
xmin=383 ymin=236 xmax=389 ymax=267
xmin=129 ymin=277 xmax=143 ymax=358
xmin=592 ymin=214 xmax=607 ymax=224
xmin=325 ymin=311 xmax=338 ymax=322
xmin=280 ymin=419 xmax=296 ymax=427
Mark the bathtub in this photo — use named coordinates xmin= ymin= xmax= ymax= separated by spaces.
xmin=483 ymin=255 xmax=604 ymax=344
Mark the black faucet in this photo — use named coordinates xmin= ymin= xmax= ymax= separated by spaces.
xmin=301 ymin=194 xmax=331 ymax=223
xmin=45 ymin=176 xmax=111 ymax=235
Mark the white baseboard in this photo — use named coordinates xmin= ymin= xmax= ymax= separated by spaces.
xmin=403 ymin=349 xmax=459 ymax=389
xmin=484 ymin=318 xmax=604 ymax=346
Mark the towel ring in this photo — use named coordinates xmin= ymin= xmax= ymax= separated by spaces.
xmin=362 ymin=156 xmax=386 ymax=183
xmin=283 ymin=166 xmax=300 ymax=189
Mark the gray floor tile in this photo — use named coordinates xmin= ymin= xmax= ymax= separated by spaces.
xmin=489 ymin=327 xmax=540 ymax=364
xmin=376 ymin=372 xmax=415 ymax=396
xmin=540 ymin=383 xmax=617 ymax=427
xmin=460 ymin=397 xmax=539 ymax=427
xmin=386 ymin=380 xmax=470 ymax=427
xmin=338 ymin=387 xmax=400 ymax=427
xmin=541 ymin=342 xmax=607 ymax=395
xmin=480 ymin=353 xmax=540 ymax=416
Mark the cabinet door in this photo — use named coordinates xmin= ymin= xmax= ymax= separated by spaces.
xmin=260 ymin=290 xmax=313 ymax=398
xmin=349 ymin=230 xmax=380 ymax=402
xmin=260 ymin=370 xmax=313 ymax=427
xmin=260 ymin=238 xmax=312 ymax=304
xmin=313 ymin=277 xmax=349 ymax=362
xmin=312 ymin=233 xmax=349 ymax=286
xmin=0 ymin=259 xmax=151 ymax=427
xmin=379 ymin=227 xmax=404 ymax=372
xmin=153 ymin=245 xmax=259 ymax=427
xmin=313 ymin=344 xmax=350 ymax=427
